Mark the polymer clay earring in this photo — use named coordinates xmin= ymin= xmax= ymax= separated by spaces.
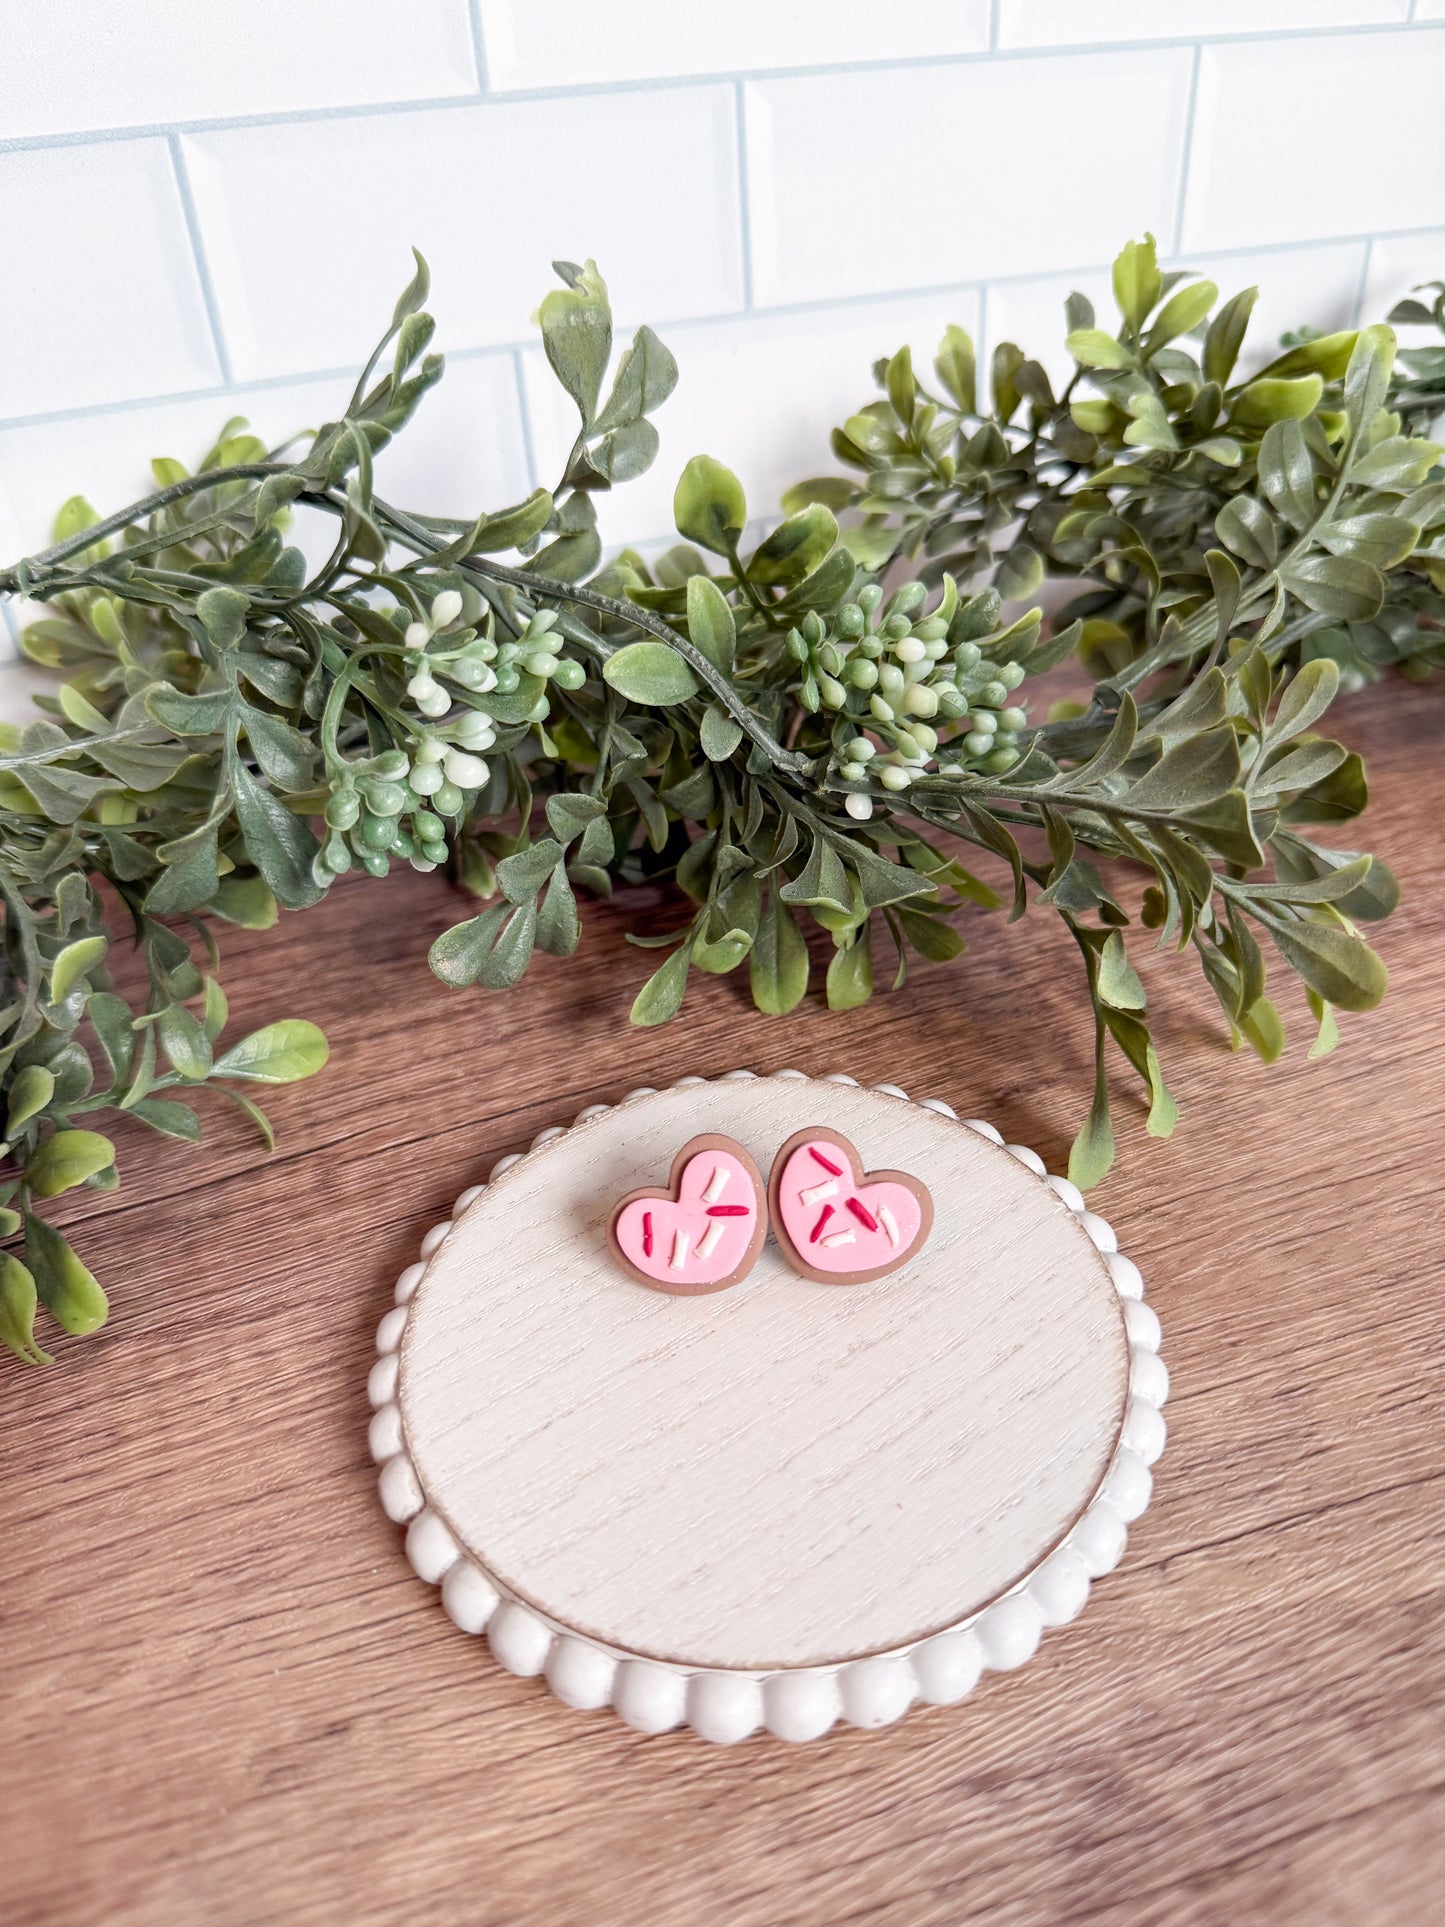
xmin=768 ymin=1127 xmax=933 ymax=1284
xmin=609 ymin=1134 xmax=767 ymax=1294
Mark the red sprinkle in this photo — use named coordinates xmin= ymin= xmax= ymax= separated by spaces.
xmin=707 ymin=1204 xmax=749 ymax=1216
xmin=846 ymin=1196 xmax=879 ymax=1232
xmin=642 ymin=1211 xmax=653 ymax=1257
xmin=809 ymin=1203 xmax=835 ymax=1243
xmin=809 ymin=1145 xmax=844 ymax=1176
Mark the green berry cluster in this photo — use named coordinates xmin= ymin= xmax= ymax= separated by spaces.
xmin=784 ymin=583 xmax=1029 ymax=817
xmin=320 ymin=707 xmax=498 ymax=880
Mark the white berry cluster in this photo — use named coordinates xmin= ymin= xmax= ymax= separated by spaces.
xmin=785 ymin=583 xmax=1029 ymax=821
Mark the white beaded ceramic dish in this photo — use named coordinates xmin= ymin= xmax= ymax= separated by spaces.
xmin=369 ymin=1069 xmax=1166 ymax=1744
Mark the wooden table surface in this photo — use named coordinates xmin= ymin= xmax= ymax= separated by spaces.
xmin=5 ymin=678 xmax=1443 ymax=1926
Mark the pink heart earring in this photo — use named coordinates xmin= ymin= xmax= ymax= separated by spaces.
xmin=609 ymin=1134 xmax=767 ymax=1295
xmin=768 ymin=1128 xmax=932 ymax=1284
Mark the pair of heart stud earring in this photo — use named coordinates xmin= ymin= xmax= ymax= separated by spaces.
xmin=608 ymin=1128 xmax=934 ymax=1295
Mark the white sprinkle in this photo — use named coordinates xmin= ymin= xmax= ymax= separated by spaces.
xmin=821 ymin=1230 xmax=857 ymax=1248
xmin=670 ymin=1229 xmax=690 ymax=1271
xmin=697 ymin=1220 xmax=724 ymax=1260
xmin=702 ymin=1166 xmax=729 ymax=1204
xmin=879 ymin=1205 xmax=900 ymax=1248
xmin=800 ymin=1179 xmax=839 ymax=1207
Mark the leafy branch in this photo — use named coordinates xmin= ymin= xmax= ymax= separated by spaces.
xmin=2 ymin=240 xmax=1435 ymax=1366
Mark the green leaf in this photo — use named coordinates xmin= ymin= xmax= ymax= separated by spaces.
xmin=467 ymin=488 xmax=555 ymax=555
xmin=593 ymin=323 xmax=678 ymax=434
xmin=157 ymin=1004 xmax=213 ymax=1080
xmin=1254 ymin=329 xmax=1358 ymax=383
xmin=1113 ymin=234 xmax=1161 ymax=332
xmin=748 ymin=505 xmax=838 ymax=586
xmin=685 ymin=575 xmax=736 ymax=675
xmin=780 ymin=836 xmax=851 ymax=914
xmin=1343 ymin=323 xmax=1394 ymax=441
xmin=241 ymin=705 xmax=314 ymax=791
xmin=539 ymin=258 xmax=612 ymax=428
xmin=1347 ymin=435 xmax=1440 ymax=490
xmin=602 ymin=639 xmax=701 ymax=706
xmin=934 ymin=324 xmax=976 ymax=413
xmin=692 ymin=925 xmax=752 ymax=974
xmin=825 ymin=931 xmax=873 ymax=1011
xmin=5 ymin=1064 xmax=55 ymax=1133
xmin=428 ymin=899 xmax=537 ymax=990
xmin=1257 ymin=419 xmax=1318 ymax=530
xmin=1230 ymin=375 xmax=1324 ymax=427
xmin=1067 ymin=328 xmax=1130 ymax=370
xmin=213 ymin=1018 xmax=329 ymax=1083
xmin=1097 ymin=932 xmax=1146 ymax=1010
xmin=1316 ymin=512 xmax=1418 ymax=569
xmin=195 ymin=586 xmax=251 ymax=651
xmin=1252 ymin=910 xmax=1388 ymax=1011
xmin=535 ymin=868 xmax=581 ymax=958
xmin=1239 ymin=994 xmax=1286 ymax=1064
xmin=144 ymin=685 xmax=234 ymax=735
xmin=209 ymin=875 xmax=279 ymax=929
xmin=1215 ymin=495 xmax=1278 ymax=570
xmin=673 ymin=454 xmax=747 ymax=556
xmin=700 ymin=703 xmax=743 ymax=761
xmin=25 ymin=1129 xmax=117 ymax=1198
xmin=24 ymin=1213 xmax=107 ymax=1335
xmin=1124 ymin=726 xmax=1240 ymax=811
xmin=750 ymin=888 xmax=809 ymax=1015
xmin=202 ymin=977 xmax=229 ymax=1042
xmin=1278 ymin=554 xmax=1385 ymax=622
xmin=1068 ymin=1070 xmax=1114 ymax=1191
xmin=129 ymin=1096 xmax=203 ymax=1142
xmin=1267 ymin=658 xmax=1340 ymax=746
xmin=1146 ymin=278 xmax=1216 ymax=348
xmin=630 ymin=944 xmax=690 ymax=1026
xmin=0 ymin=1252 xmax=50 ymax=1366
xmin=229 ymin=755 xmax=323 ymax=909
xmin=544 ymin=792 xmax=605 ymax=844
xmin=49 ymin=934 xmax=107 ymax=1003
xmin=895 ymin=908 xmax=965 ymax=962
xmin=1204 ymin=286 xmax=1258 ymax=387
xmin=496 ymin=837 xmax=563 ymax=903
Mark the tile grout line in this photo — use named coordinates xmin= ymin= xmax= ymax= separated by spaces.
xmin=733 ymin=81 xmax=755 ymax=311
xmin=1169 ymin=43 xmax=1203 ymax=259
xmin=988 ymin=0 xmax=1001 ymax=54
xmin=0 ymin=18 xmax=1440 ymax=155
xmin=465 ymin=0 xmax=492 ymax=94
xmin=1 ymin=221 xmax=1438 ymax=440
xmin=166 ymin=132 xmax=233 ymax=386
xmin=510 ymin=347 xmax=541 ymax=494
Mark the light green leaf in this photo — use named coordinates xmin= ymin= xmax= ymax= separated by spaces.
xmin=602 ymin=640 xmax=701 ymax=706
xmin=630 ymin=944 xmax=690 ymax=1026
xmin=825 ymin=931 xmax=873 ymax=1011
xmin=0 ymin=1252 xmax=50 ymax=1366
xmin=157 ymin=1004 xmax=213 ymax=1080
xmin=934 ymin=324 xmax=976 ymax=413
xmin=1204 ymin=286 xmax=1258 ymax=387
xmin=49 ymin=934 xmax=107 ymax=1003
xmin=1230 ymin=374 xmax=1324 ymax=427
xmin=1278 ymin=554 xmax=1385 ymax=621
xmin=1066 ymin=328 xmax=1130 ymax=370
xmin=750 ymin=888 xmax=809 ymax=1015
xmin=1113 ymin=233 xmax=1161 ymax=332
xmin=539 ymin=258 xmax=612 ymax=428
xmin=673 ymin=454 xmax=747 ymax=555
xmin=5 ymin=1064 xmax=55 ymax=1133
xmin=24 ymin=1214 xmax=107 ymax=1335
xmin=700 ymin=703 xmax=743 ymax=761
xmin=685 ymin=575 xmax=736 ymax=675
xmin=213 ymin=1019 xmax=329 ymax=1083
xmin=25 ymin=1129 xmax=117 ymax=1199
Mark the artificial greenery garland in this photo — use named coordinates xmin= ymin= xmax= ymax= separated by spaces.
xmin=1 ymin=238 xmax=1440 ymax=1365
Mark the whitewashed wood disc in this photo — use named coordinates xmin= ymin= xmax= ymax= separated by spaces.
xmin=371 ymin=1071 xmax=1167 ymax=1741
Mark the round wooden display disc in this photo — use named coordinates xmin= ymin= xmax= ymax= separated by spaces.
xmin=368 ymin=1071 xmax=1168 ymax=1743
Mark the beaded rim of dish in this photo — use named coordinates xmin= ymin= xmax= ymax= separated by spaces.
xmin=367 ymin=1069 xmax=1167 ymax=1745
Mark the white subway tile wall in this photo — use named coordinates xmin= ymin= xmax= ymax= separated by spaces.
xmin=1 ymin=1 xmax=1442 ymax=659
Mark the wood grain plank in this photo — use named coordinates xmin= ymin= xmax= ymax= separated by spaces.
xmin=3 ymin=678 xmax=1443 ymax=1925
